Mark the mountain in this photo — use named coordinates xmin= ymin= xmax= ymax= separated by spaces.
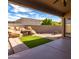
xmin=8 ymin=18 xmax=42 ymax=25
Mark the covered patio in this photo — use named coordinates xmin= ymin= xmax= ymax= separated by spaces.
xmin=9 ymin=38 xmax=71 ymax=59
xmin=8 ymin=0 xmax=71 ymax=59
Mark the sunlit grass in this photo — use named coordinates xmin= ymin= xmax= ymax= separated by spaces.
xmin=20 ymin=36 xmax=52 ymax=48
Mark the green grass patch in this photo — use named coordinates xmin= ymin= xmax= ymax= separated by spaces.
xmin=20 ymin=36 xmax=52 ymax=48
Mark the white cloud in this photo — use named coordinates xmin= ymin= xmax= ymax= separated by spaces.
xmin=8 ymin=12 xmax=29 ymax=21
xmin=56 ymin=19 xmax=62 ymax=22
xmin=8 ymin=13 xmax=20 ymax=21
xmin=35 ymin=18 xmax=46 ymax=20
xmin=29 ymin=12 xmax=36 ymax=15
xmin=8 ymin=17 xmax=20 ymax=21
xmin=10 ymin=3 xmax=33 ymax=13
xmin=8 ymin=3 xmax=61 ymax=22
xmin=32 ymin=14 xmax=46 ymax=20
xmin=16 ymin=14 xmax=29 ymax=18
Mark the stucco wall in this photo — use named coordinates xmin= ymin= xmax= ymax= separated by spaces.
xmin=25 ymin=25 xmax=62 ymax=33
xmin=64 ymin=12 xmax=71 ymax=33
xmin=9 ymin=25 xmax=62 ymax=34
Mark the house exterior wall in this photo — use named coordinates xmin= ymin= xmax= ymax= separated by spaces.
xmin=64 ymin=12 xmax=71 ymax=37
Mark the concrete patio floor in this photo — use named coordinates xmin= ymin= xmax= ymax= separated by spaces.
xmin=8 ymin=38 xmax=71 ymax=59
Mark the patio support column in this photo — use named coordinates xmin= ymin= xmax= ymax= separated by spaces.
xmin=8 ymin=32 xmax=15 ymax=54
xmin=62 ymin=17 xmax=66 ymax=38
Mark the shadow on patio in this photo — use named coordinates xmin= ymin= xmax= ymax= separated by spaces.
xmin=8 ymin=38 xmax=71 ymax=59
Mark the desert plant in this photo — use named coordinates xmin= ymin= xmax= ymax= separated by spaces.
xmin=41 ymin=18 xmax=53 ymax=25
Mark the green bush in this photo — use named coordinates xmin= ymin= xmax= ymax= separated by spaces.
xmin=41 ymin=18 xmax=52 ymax=25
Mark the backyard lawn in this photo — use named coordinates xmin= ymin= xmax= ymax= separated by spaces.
xmin=20 ymin=36 xmax=52 ymax=48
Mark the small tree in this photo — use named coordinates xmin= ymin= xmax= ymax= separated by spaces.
xmin=41 ymin=18 xmax=52 ymax=25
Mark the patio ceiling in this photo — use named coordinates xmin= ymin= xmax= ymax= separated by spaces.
xmin=8 ymin=0 xmax=71 ymax=17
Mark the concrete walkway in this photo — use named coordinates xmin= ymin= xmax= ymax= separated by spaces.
xmin=9 ymin=38 xmax=71 ymax=59
xmin=34 ymin=34 xmax=62 ymax=40
xmin=8 ymin=38 xmax=29 ymax=54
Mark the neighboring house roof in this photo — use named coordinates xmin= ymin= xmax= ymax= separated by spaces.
xmin=8 ymin=18 xmax=42 ymax=25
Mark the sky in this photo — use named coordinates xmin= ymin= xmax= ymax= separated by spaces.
xmin=8 ymin=3 xmax=61 ymax=22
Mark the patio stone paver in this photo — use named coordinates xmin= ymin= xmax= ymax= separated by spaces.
xmin=8 ymin=38 xmax=29 ymax=53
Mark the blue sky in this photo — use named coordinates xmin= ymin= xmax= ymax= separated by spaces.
xmin=8 ymin=3 xmax=61 ymax=22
